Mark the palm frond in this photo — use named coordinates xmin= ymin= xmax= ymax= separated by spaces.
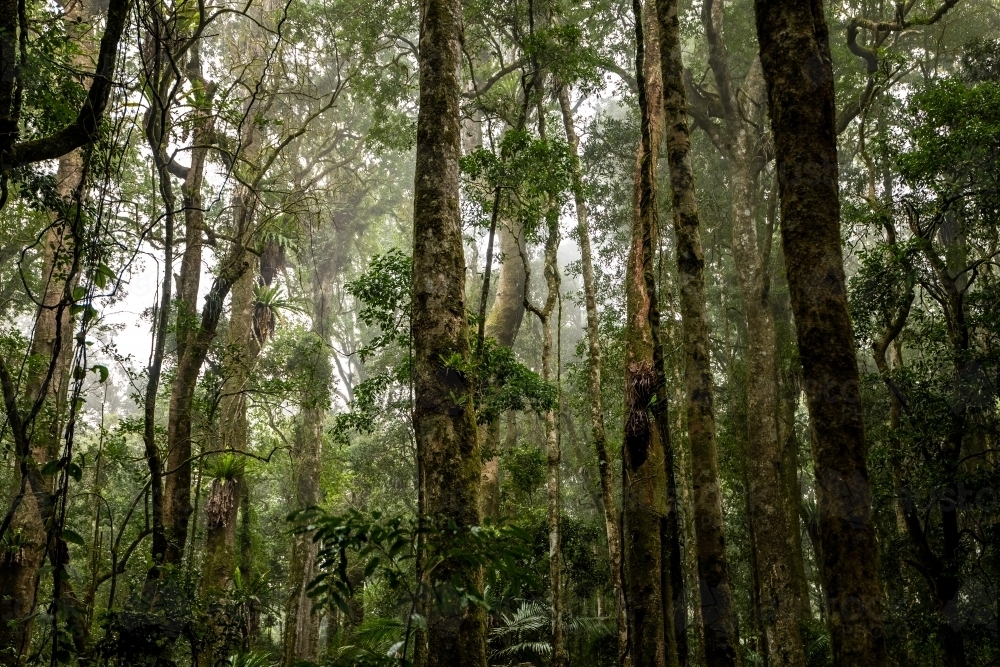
xmin=491 ymin=600 xmax=549 ymax=638
xmin=226 ymin=651 xmax=274 ymax=667
xmin=566 ymin=615 xmax=613 ymax=638
xmin=494 ymin=640 xmax=552 ymax=658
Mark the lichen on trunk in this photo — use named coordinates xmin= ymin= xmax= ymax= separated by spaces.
xmin=411 ymin=0 xmax=487 ymax=659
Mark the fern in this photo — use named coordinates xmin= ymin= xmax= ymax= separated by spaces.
xmin=326 ymin=617 xmax=406 ymax=666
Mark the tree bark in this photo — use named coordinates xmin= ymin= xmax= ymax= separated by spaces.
xmin=411 ymin=0 xmax=487 ymax=660
xmin=479 ymin=220 xmax=526 ymax=519
xmin=752 ymin=0 xmax=888 ymax=664
xmin=621 ymin=3 xmax=679 ymax=665
xmin=659 ymin=258 xmax=704 ymax=667
xmin=282 ymin=350 xmax=327 ymax=665
xmin=0 ymin=151 xmax=85 ymax=667
xmin=777 ymin=370 xmax=811 ymax=620
xmin=524 ymin=206 xmax=565 ymax=667
xmin=726 ymin=59 xmax=806 ymax=667
xmin=653 ymin=0 xmax=741 ymax=664
xmin=557 ymin=81 xmax=630 ymax=667
xmin=203 ymin=272 xmax=258 ymax=589
xmin=0 ymin=3 xmax=98 ymax=656
xmin=161 ymin=235 xmax=250 ymax=570
xmin=282 ymin=221 xmax=342 ymax=665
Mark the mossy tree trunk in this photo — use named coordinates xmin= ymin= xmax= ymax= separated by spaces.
xmin=621 ymin=3 xmax=680 ymax=666
xmin=725 ymin=57 xmax=806 ymax=667
xmin=411 ymin=0 xmax=487 ymax=660
xmin=0 ymin=142 xmax=87 ymax=667
xmin=653 ymin=0 xmax=742 ymax=663
xmin=752 ymin=0 xmax=888 ymax=664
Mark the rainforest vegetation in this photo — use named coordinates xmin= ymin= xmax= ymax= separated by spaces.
xmin=0 ymin=0 xmax=997 ymax=663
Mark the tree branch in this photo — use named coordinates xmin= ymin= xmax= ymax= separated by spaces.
xmin=462 ymin=58 xmax=529 ymax=99
xmin=4 ymin=0 xmax=132 ymax=170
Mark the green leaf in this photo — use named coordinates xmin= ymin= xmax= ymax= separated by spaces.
xmin=92 ymin=364 xmax=109 ymax=383
xmin=62 ymin=529 xmax=85 ymax=546
xmin=94 ymin=263 xmax=116 ymax=289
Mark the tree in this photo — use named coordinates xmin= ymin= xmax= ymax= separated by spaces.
xmin=653 ymin=0 xmax=742 ymax=663
xmin=411 ymin=0 xmax=487 ymax=661
xmin=752 ymin=0 xmax=889 ymax=664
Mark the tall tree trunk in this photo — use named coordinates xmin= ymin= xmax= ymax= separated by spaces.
xmin=525 ymin=211 xmax=564 ymax=667
xmin=203 ymin=274 xmax=257 ymax=593
xmin=660 ymin=258 xmax=704 ymax=667
xmin=0 ymin=3 xmax=97 ymax=657
xmin=752 ymin=1 xmax=888 ymax=664
xmin=727 ymin=60 xmax=806 ymax=667
xmin=283 ymin=228 xmax=339 ymax=665
xmin=641 ymin=7 xmax=689 ymax=663
xmin=140 ymin=73 xmax=175 ymax=595
xmin=201 ymin=262 xmax=259 ymax=665
xmin=557 ymin=81 xmax=630 ymax=666
xmin=653 ymin=0 xmax=741 ymax=664
xmin=162 ymin=227 xmax=250 ymax=570
xmin=411 ymin=0 xmax=486 ymax=660
xmin=521 ymin=108 xmax=567 ymax=659
xmin=174 ymin=46 xmax=214 ymax=365
xmin=778 ymin=371 xmax=811 ymax=620
xmin=479 ymin=220 xmax=526 ymax=519
xmin=282 ymin=355 xmax=327 ymax=665
xmin=0 ymin=151 xmax=85 ymax=667
xmin=621 ymin=2 xmax=679 ymax=665
xmin=159 ymin=0 xmax=265 ymax=565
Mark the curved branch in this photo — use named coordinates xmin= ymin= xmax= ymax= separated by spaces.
xmin=839 ymin=0 xmax=961 ymax=133
xmin=599 ymin=60 xmax=639 ymax=95
xmin=4 ymin=0 xmax=132 ymax=170
xmin=700 ymin=0 xmax=736 ymax=126
xmin=462 ymin=58 xmax=529 ymax=99
xmin=94 ymin=528 xmax=153 ymax=587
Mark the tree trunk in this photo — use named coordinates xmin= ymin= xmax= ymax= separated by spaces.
xmin=778 ymin=371 xmax=811 ymax=620
xmin=641 ymin=7 xmax=689 ymax=663
xmin=752 ymin=0 xmax=888 ymax=664
xmin=727 ymin=60 xmax=806 ymax=667
xmin=479 ymin=220 xmax=526 ymax=519
xmin=0 ymin=3 xmax=97 ymax=656
xmin=0 ymin=150 xmax=85 ymax=667
xmin=282 ymin=391 xmax=325 ymax=665
xmin=660 ymin=254 xmax=704 ymax=667
xmin=621 ymin=3 xmax=679 ymax=665
xmin=174 ymin=47 xmax=214 ymax=365
xmin=282 ymin=222 xmax=340 ymax=665
xmin=526 ymin=211 xmax=565 ymax=667
xmin=557 ymin=81 xmax=630 ymax=667
xmin=203 ymin=268 xmax=259 ymax=585
xmin=162 ymin=242 xmax=249 ymax=570
xmin=411 ymin=0 xmax=486 ymax=660
xmin=653 ymin=0 xmax=741 ymax=664
xmin=201 ymin=261 xmax=258 ymax=665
